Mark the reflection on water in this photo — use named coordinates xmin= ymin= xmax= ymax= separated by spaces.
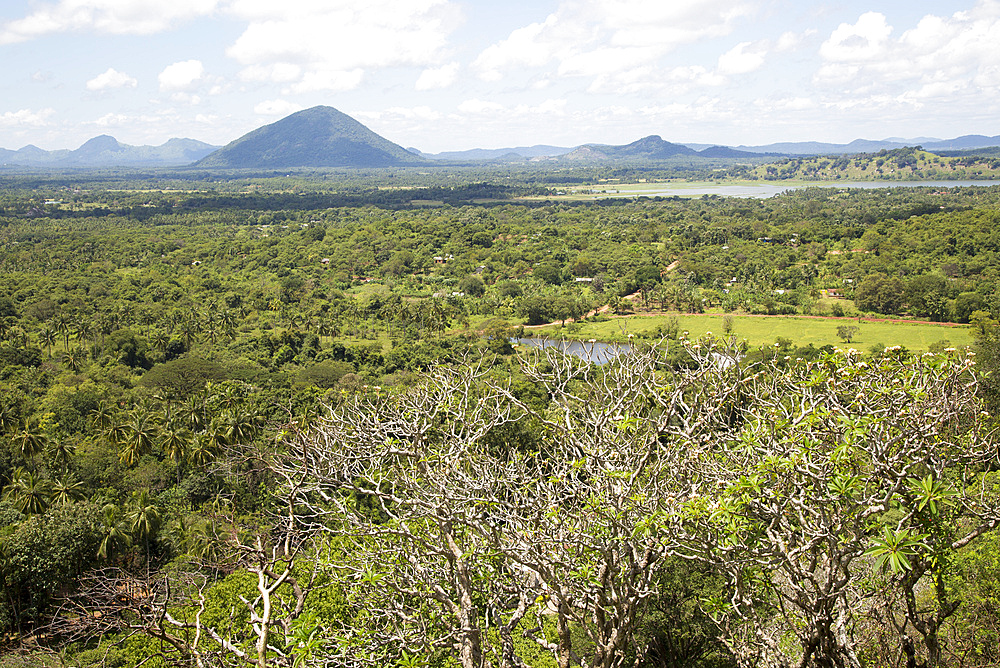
xmin=513 ymin=338 xmax=631 ymax=365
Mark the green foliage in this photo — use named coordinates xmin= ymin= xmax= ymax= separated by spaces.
xmin=0 ymin=502 xmax=101 ymax=633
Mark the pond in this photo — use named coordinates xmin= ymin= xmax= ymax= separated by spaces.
xmin=584 ymin=180 xmax=1000 ymax=199
xmin=513 ymin=338 xmax=631 ymax=365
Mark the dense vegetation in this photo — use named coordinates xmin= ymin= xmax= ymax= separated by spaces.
xmin=743 ymin=146 xmax=1000 ymax=181
xmin=1 ymin=175 xmax=1000 ymax=667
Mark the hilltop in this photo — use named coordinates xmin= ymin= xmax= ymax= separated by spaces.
xmin=746 ymin=146 xmax=1000 ymax=181
xmin=194 ymin=106 xmax=425 ymax=169
xmin=0 ymin=136 xmax=218 ymax=167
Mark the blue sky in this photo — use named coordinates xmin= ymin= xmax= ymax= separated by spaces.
xmin=1 ymin=0 xmax=998 ymax=152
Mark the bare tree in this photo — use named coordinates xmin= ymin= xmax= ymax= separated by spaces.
xmin=73 ymin=342 xmax=996 ymax=668
xmin=662 ymin=346 xmax=998 ymax=668
xmin=47 ymin=492 xmax=319 ymax=668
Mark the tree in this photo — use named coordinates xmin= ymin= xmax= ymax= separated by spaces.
xmin=662 ymin=345 xmax=997 ymax=668
xmin=3 ymin=467 xmax=51 ymax=515
xmin=96 ymin=503 xmax=132 ymax=561
xmin=836 ymin=324 xmax=859 ymax=343
xmin=278 ymin=341 xmax=997 ymax=668
xmin=12 ymin=421 xmax=48 ymax=461
xmin=276 ymin=347 xmax=731 ymax=668
xmin=853 ymin=273 xmax=905 ymax=315
xmin=127 ymin=489 xmax=162 ymax=566
xmin=906 ymin=274 xmax=951 ymax=321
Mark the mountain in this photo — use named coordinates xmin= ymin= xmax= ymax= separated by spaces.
xmin=195 ymin=106 xmax=425 ymax=169
xmin=0 ymin=136 xmax=218 ymax=167
xmin=734 ymin=135 xmax=1000 ymax=155
xmin=417 ymin=145 xmax=574 ymax=161
xmin=564 ymin=135 xmax=700 ymax=161
xmin=923 ymin=134 xmax=1000 ymax=151
xmin=697 ymin=145 xmax=762 ymax=158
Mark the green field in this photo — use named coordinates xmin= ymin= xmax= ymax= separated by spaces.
xmin=533 ymin=314 xmax=973 ymax=351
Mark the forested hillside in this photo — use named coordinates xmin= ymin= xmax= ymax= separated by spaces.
xmin=2 ymin=179 xmax=1000 ymax=667
xmin=743 ymin=146 xmax=1000 ymax=181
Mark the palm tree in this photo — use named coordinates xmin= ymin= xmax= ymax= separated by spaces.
xmin=127 ymin=490 xmax=162 ymax=565
xmin=0 ymin=404 xmax=18 ymax=435
xmin=160 ymin=424 xmax=190 ymax=483
xmin=50 ymin=475 xmax=86 ymax=505
xmin=96 ymin=504 xmax=132 ymax=561
xmin=14 ymin=423 xmax=48 ymax=460
xmin=74 ymin=319 xmax=94 ymax=347
xmin=62 ymin=349 xmax=83 ymax=373
xmin=151 ymin=329 xmax=171 ymax=356
xmin=118 ymin=411 xmax=156 ymax=466
xmin=219 ymin=408 xmax=260 ymax=446
xmin=188 ymin=432 xmax=218 ymax=467
xmin=53 ymin=312 xmax=72 ymax=352
xmin=38 ymin=325 xmax=56 ymax=357
xmin=3 ymin=467 xmax=51 ymax=515
xmin=180 ymin=394 xmax=207 ymax=433
xmin=47 ymin=439 xmax=76 ymax=472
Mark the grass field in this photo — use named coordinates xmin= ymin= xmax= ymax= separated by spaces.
xmin=532 ymin=313 xmax=973 ymax=352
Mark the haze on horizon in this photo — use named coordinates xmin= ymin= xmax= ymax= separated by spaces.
xmin=1 ymin=0 xmax=998 ymax=154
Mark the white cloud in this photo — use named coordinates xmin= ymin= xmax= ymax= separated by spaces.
xmin=86 ymin=67 xmax=137 ymax=91
xmin=224 ymin=0 xmax=462 ymax=91
xmin=253 ymin=99 xmax=302 ymax=116
xmin=473 ymin=0 xmax=754 ymax=84
xmin=0 ymin=108 xmax=55 ymax=127
xmin=814 ymin=3 xmax=1000 ymax=104
xmin=775 ymin=30 xmax=814 ymax=52
xmin=287 ymin=69 xmax=364 ymax=94
xmin=93 ymin=112 xmax=130 ymax=126
xmin=159 ymin=60 xmax=205 ymax=92
xmin=819 ymin=12 xmax=892 ymax=63
xmin=238 ymin=63 xmax=302 ymax=83
xmin=755 ymin=97 xmax=817 ymax=112
xmin=381 ymin=106 xmax=443 ymax=121
xmin=0 ymin=0 xmax=219 ymax=44
xmin=717 ymin=41 xmax=767 ymax=75
xmin=416 ymin=62 xmax=459 ymax=90
xmin=458 ymin=99 xmax=505 ymax=114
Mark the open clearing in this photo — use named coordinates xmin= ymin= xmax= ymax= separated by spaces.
xmin=533 ymin=313 xmax=973 ymax=351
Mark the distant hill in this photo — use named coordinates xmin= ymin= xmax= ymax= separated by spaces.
xmin=0 ymin=136 xmax=218 ymax=167
xmin=417 ymin=145 xmax=574 ymax=161
xmin=923 ymin=134 xmax=1000 ymax=151
xmin=735 ymin=135 xmax=1000 ymax=156
xmin=564 ymin=135 xmax=700 ymax=161
xmin=195 ymin=106 xmax=425 ymax=169
xmin=746 ymin=146 xmax=1000 ymax=181
xmin=697 ymin=145 xmax=762 ymax=159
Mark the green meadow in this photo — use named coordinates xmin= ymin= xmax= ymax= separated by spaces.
xmin=532 ymin=313 xmax=973 ymax=352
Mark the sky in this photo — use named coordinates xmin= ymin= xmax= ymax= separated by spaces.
xmin=1 ymin=0 xmax=999 ymax=153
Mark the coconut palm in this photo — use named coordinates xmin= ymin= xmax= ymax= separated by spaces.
xmin=160 ymin=424 xmax=190 ymax=483
xmin=0 ymin=404 xmax=18 ymax=435
xmin=53 ymin=312 xmax=73 ymax=351
xmin=14 ymin=423 xmax=48 ymax=460
xmin=50 ymin=475 xmax=86 ymax=505
xmin=3 ymin=467 xmax=51 ymax=515
xmin=127 ymin=490 xmax=162 ymax=564
xmin=47 ymin=439 xmax=76 ymax=472
xmin=188 ymin=432 xmax=218 ymax=467
xmin=118 ymin=411 xmax=156 ymax=466
xmin=96 ymin=504 xmax=132 ymax=561
xmin=38 ymin=325 xmax=56 ymax=357
xmin=62 ymin=349 xmax=83 ymax=373
xmin=180 ymin=394 xmax=207 ymax=433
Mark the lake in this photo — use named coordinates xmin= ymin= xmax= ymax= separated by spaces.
xmin=574 ymin=180 xmax=1000 ymax=199
xmin=513 ymin=338 xmax=631 ymax=364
